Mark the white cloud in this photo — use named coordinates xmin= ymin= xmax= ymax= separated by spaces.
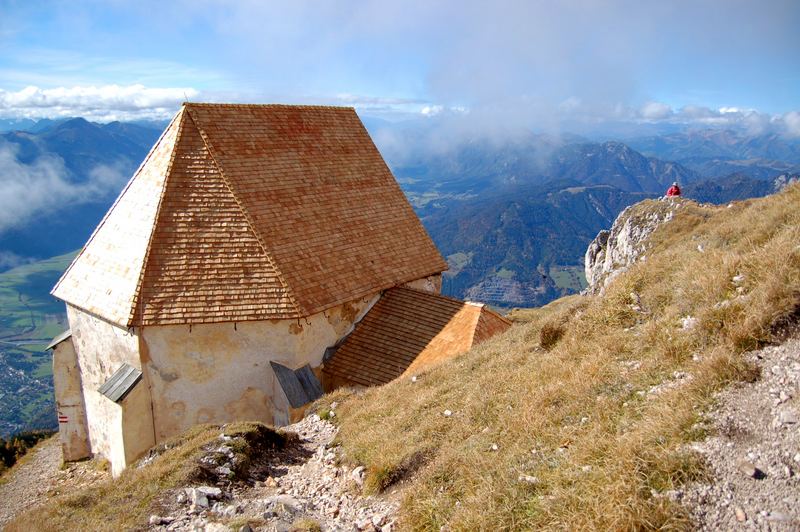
xmin=421 ymin=105 xmax=444 ymax=116
xmin=333 ymin=93 xmax=425 ymax=106
xmin=640 ymin=101 xmax=673 ymax=120
xmin=0 ymin=84 xmax=198 ymax=122
xmin=782 ymin=111 xmax=800 ymax=137
xmin=0 ymin=142 xmax=128 ymax=233
xmin=558 ymin=97 xmax=582 ymax=112
xmin=0 ymin=251 xmax=34 ymax=270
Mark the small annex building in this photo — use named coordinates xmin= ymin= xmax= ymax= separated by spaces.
xmin=48 ymin=103 xmax=510 ymax=475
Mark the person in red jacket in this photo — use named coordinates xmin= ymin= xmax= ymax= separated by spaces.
xmin=666 ymin=182 xmax=681 ymax=197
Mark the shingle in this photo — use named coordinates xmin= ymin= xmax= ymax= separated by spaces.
xmin=51 ymin=111 xmax=183 ymax=325
xmin=323 ymin=287 xmax=511 ymax=387
xmin=52 ymin=104 xmax=447 ymax=327
xmin=183 ymin=104 xmax=447 ymax=318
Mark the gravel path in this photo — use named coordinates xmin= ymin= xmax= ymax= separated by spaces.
xmin=1 ymin=415 xmax=398 ymax=531
xmin=684 ymin=337 xmax=800 ymax=530
xmin=151 ymin=413 xmax=400 ymax=531
xmin=0 ymin=437 xmax=108 ymax=528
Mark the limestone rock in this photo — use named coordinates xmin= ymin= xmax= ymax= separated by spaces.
xmin=190 ymin=488 xmax=209 ymax=508
xmin=196 ymin=486 xmax=223 ymax=499
xmin=585 ymin=200 xmax=679 ymax=295
xmin=737 ymin=460 xmax=762 ymax=479
xmin=351 ymin=466 xmax=366 ymax=487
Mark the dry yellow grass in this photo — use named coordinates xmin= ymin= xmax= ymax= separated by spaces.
xmin=323 ymin=184 xmax=800 ymax=530
xmin=6 ymin=423 xmax=286 ymax=532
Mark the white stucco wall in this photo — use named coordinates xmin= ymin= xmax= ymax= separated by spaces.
xmin=140 ymin=293 xmax=379 ymax=441
xmin=66 ymin=305 xmax=144 ymax=472
xmin=52 ymin=338 xmax=91 ymax=462
xmin=119 ymin=382 xmax=155 ymax=471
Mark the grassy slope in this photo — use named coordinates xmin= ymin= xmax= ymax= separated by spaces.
xmin=323 ymin=185 xmax=800 ymax=530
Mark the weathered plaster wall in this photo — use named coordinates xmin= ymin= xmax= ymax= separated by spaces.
xmin=51 ymin=338 xmax=91 ymax=461
xmin=141 ymin=293 xmax=379 ymax=440
xmin=67 ymin=305 xmax=142 ymax=472
xmin=120 ymin=383 xmax=155 ymax=469
xmin=403 ymin=274 xmax=442 ymax=294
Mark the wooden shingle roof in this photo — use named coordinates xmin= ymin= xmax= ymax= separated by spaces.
xmin=322 ymin=287 xmax=511 ymax=387
xmin=52 ymin=104 xmax=447 ymax=327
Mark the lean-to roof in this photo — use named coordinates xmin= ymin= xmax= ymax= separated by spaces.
xmin=323 ymin=287 xmax=511 ymax=387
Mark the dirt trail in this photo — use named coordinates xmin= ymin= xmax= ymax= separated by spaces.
xmin=684 ymin=336 xmax=800 ymax=530
xmin=0 ymin=437 xmax=108 ymax=529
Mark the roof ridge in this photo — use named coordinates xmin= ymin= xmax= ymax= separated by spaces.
xmin=394 ymin=287 xmax=511 ymax=325
xmin=481 ymin=306 xmax=513 ymax=326
xmin=128 ymin=108 xmax=186 ymax=327
xmin=183 ymin=102 xmax=354 ymax=111
xmin=465 ymin=300 xmax=483 ymax=350
xmin=392 ymin=286 xmax=466 ymax=306
xmin=182 ymin=105 xmax=304 ymax=317
xmin=51 ymin=108 xmax=183 ymax=306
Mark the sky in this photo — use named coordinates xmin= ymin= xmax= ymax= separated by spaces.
xmin=0 ymin=0 xmax=799 ymax=134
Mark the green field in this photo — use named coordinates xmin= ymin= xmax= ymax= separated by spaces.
xmin=0 ymin=252 xmax=76 ymax=354
xmin=549 ymin=264 xmax=587 ymax=291
xmin=0 ymin=251 xmax=76 ymax=436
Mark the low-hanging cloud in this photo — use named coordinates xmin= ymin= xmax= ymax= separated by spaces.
xmin=0 ymin=250 xmax=35 ymax=270
xmin=0 ymin=141 xmax=128 ymax=234
xmin=0 ymin=84 xmax=198 ymax=122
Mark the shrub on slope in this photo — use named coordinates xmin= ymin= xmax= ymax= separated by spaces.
xmin=324 ymin=184 xmax=800 ymax=530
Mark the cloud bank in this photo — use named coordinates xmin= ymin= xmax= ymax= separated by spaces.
xmin=0 ymin=1 xmax=797 ymax=137
xmin=0 ymin=84 xmax=198 ymax=121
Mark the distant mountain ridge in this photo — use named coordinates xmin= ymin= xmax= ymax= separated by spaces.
xmin=627 ymin=129 xmax=800 ymax=179
xmin=0 ymin=118 xmax=162 ymax=263
xmin=685 ymin=172 xmax=799 ymax=204
xmin=423 ymin=181 xmax=652 ymax=306
xmin=392 ymin=135 xmax=698 ymax=207
xmin=3 ymin=117 xmax=160 ymax=178
xmin=397 ymin=138 xmax=699 ymax=306
xmin=543 ymin=141 xmax=699 ymax=193
xmin=629 ymin=129 xmax=800 ymax=163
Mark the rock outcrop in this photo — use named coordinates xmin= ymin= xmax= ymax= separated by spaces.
xmin=585 ymin=198 xmax=683 ymax=294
